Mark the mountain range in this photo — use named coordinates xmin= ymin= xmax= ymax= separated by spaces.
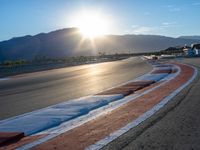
xmin=179 ymin=36 xmax=200 ymax=40
xmin=0 ymin=28 xmax=200 ymax=61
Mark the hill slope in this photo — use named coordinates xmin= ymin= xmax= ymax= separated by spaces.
xmin=0 ymin=28 xmax=199 ymax=61
xmin=179 ymin=36 xmax=200 ymax=40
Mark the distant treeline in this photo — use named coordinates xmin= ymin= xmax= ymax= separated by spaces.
xmin=0 ymin=53 xmax=146 ymax=77
xmin=0 ymin=52 xmax=152 ymax=67
xmin=0 ymin=50 xmax=186 ymax=77
xmin=1 ymin=60 xmax=27 ymax=67
xmin=0 ymin=47 xmax=184 ymax=68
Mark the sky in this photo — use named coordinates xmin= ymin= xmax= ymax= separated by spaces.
xmin=1 ymin=0 xmax=200 ymax=41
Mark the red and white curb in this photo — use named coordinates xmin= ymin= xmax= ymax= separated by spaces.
xmin=86 ymin=64 xmax=197 ymax=150
xmin=13 ymin=63 xmax=183 ymax=150
xmin=1 ymin=62 xmax=194 ymax=150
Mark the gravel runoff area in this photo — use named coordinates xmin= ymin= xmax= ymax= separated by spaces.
xmin=103 ymin=57 xmax=200 ymax=150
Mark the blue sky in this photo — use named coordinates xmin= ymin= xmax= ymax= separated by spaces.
xmin=1 ymin=0 xmax=200 ymax=41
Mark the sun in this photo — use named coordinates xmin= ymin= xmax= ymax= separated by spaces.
xmin=72 ymin=11 xmax=110 ymax=38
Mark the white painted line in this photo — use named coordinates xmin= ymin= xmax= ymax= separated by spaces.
xmin=85 ymin=65 xmax=197 ymax=150
xmin=0 ymin=95 xmax=125 ymax=135
xmin=16 ymin=64 xmax=180 ymax=150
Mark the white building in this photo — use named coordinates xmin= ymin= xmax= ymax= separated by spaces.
xmin=183 ymin=44 xmax=200 ymax=56
xmin=192 ymin=44 xmax=200 ymax=55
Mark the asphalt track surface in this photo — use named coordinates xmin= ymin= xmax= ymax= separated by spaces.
xmin=0 ymin=57 xmax=151 ymax=120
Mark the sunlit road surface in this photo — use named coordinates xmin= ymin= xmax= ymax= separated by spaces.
xmin=0 ymin=57 xmax=151 ymax=120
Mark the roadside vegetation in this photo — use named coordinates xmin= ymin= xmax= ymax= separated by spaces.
xmin=0 ymin=53 xmax=146 ymax=77
xmin=0 ymin=47 xmax=187 ymax=78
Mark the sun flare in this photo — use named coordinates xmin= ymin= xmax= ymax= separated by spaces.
xmin=72 ymin=11 xmax=110 ymax=38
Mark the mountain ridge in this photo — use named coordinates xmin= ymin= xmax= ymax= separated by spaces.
xmin=178 ymin=36 xmax=200 ymax=40
xmin=0 ymin=28 xmax=199 ymax=61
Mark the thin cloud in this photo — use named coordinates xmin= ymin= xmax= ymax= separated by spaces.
xmin=169 ymin=7 xmax=181 ymax=12
xmin=163 ymin=4 xmax=181 ymax=12
xmin=131 ymin=25 xmax=154 ymax=34
xmin=164 ymin=5 xmax=174 ymax=8
xmin=192 ymin=2 xmax=200 ymax=6
xmin=161 ymin=22 xmax=177 ymax=28
xmin=130 ymin=22 xmax=179 ymax=35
